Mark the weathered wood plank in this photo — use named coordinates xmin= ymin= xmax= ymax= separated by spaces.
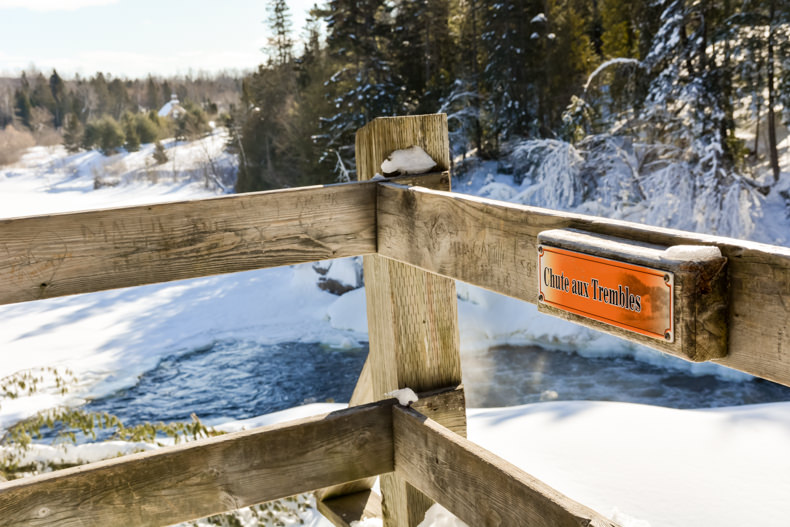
xmin=393 ymin=406 xmax=619 ymax=527
xmin=316 ymin=169 xmax=452 ymax=505
xmin=355 ymin=115 xmax=451 ymax=184
xmin=410 ymin=385 xmax=467 ymax=437
xmin=0 ymin=182 xmax=377 ymax=305
xmin=357 ymin=114 xmax=464 ymax=527
xmin=313 ymin=387 xmax=466 ymax=527
xmin=377 ymin=184 xmax=790 ymax=386
xmin=536 ymin=228 xmax=729 ymax=362
xmin=0 ymin=402 xmax=394 ymax=527
xmin=318 ymin=385 xmax=467 ymax=506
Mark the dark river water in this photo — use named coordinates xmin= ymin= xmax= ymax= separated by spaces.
xmin=83 ymin=340 xmax=790 ymax=427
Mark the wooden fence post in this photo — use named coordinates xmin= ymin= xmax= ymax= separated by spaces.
xmin=358 ymin=114 xmax=465 ymax=526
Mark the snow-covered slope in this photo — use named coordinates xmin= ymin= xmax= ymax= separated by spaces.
xmin=0 ymin=130 xmax=234 ymax=219
xmin=461 ymin=134 xmax=790 ymax=245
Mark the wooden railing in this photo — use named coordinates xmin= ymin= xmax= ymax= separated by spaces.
xmin=1 ymin=114 xmax=789 ymax=526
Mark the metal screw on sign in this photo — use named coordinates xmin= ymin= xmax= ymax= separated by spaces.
xmin=538 ymin=246 xmax=544 ymax=255
xmin=664 ymin=331 xmax=671 ymax=340
xmin=538 ymin=293 xmax=544 ymax=302
xmin=663 ymin=274 xmax=670 ymax=283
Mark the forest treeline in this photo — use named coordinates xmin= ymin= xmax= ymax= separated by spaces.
xmin=2 ymin=0 xmax=789 ymax=192
xmin=0 ymin=71 xmax=240 ymax=163
xmin=235 ymin=0 xmax=790 ymax=192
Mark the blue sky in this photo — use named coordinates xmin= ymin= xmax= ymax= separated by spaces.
xmin=0 ymin=0 xmax=317 ymax=78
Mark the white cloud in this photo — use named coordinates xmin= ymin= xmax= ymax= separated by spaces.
xmin=0 ymin=48 xmax=262 ymax=79
xmin=0 ymin=0 xmax=118 ymax=11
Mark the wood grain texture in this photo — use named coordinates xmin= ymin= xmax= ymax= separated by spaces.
xmin=537 ymin=229 xmax=729 ymax=362
xmin=355 ymin=114 xmax=451 ymax=181
xmin=317 ymin=386 xmax=467 ymax=504
xmin=0 ymin=182 xmax=377 ymax=306
xmin=0 ymin=402 xmax=394 ymax=527
xmin=393 ymin=406 xmax=619 ymax=527
xmin=410 ymin=385 xmax=467 ymax=437
xmin=0 ymin=167 xmax=452 ymax=307
xmin=316 ymin=169 xmax=452 ymax=504
xmin=357 ymin=115 xmax=464 ymax=527
xmin=377 ymin=184 xmax=790 ymax=386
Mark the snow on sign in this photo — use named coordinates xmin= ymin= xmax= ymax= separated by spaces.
xmin=538 ymin=245 xmax=674 ymax=342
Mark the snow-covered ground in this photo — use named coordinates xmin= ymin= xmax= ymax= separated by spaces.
xmin=0 ymin=130 xmax=234 ymax=219
xmin=2 ymin=135 xmax=790 ymax=527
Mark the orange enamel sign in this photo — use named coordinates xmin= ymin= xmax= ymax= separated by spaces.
xmin=538 ymin=245 xmax=674 ymax=341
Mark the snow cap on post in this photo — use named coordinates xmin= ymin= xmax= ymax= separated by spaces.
xmin=380 ymin=145 xmax=437 ymax=176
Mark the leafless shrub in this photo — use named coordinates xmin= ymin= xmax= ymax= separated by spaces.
xmin=0 ymin=125 xmax=35 ymax=166
xmin=33 ymin=126 xmax=62 ymax=148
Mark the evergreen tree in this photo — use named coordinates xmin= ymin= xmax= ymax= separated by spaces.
xmin=763 ymin=0 xmax=790 ymax=182
xmin=108 ymin=78 xmax=130 ymax=119
xmin=121 ymin=112 xmax=140 ymax=152
xmin=286 ymin=13 xmax=337 ymax=186
xmin=480 ymin=0 xmax=542 ymax=143
xmin=236 ymin=6 xmax=339 ymax=192
xmin=13 ymin=89 xmax=32 ymax=129
xmin=236 ymin=63 xmax=295 ymax=191
xmin=62 ymin=113 xmax=84 ymax=153
xmin=48 ymin=70 xmax=67 ymax=128
xmin=447 ymin=0 xmax=485 ymax=154
xmin=135 ymin=112 xmax=160 ymax=144
xmin=267 ymin=0 xmax=294 ymax=65
xmin=90 ymin=73 xmax=112 ymax=118
xmin=636 ymin=0 xmax=738 ymax=186
xmin=545 ymin=0 xmax=598 ymax=133
xmin=30 ymin=73 xmax=56 ymax=128
xmin=153 ymin=140 xmax=168 ymax=165
xmin=599 ymin=0 xmax=644 ymax=59
xmin=175 ymin=102 xmax=209 ymax=141
xmin=145 ymin=76 xmax=160 ymax=110
xmin=161 ymin=81 xmax=172 ymax=106
xmin=84 ymin=116 xmax=125 ymax=155
xmin=318 ymin=0 xmax=401 ymax=179
xmin=391 ymin=0 xmax=455 ymax=114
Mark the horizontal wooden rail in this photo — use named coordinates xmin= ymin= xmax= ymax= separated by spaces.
xmin=0 ymin=183 xmax=375 ymax=306
xmin=393 ymin=406 xmax=617 ymax=527
xmin=0 ymin=390 xmax=617 ymax=527
xmin=376 ymin=183 xmax=790 ymax=387
xmin=317 ymin=386 xmax=466 ymax=527
xmin=0 ymin=173 xmax=449 ymax=306
xmin=0 ymin=402 xmax=394 ymax=527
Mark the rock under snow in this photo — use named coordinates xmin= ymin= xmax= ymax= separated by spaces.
xmin=313 ymin=257 xmax=363 ymax=295
xmin=381 ymin=146 xmax=437 ymax=176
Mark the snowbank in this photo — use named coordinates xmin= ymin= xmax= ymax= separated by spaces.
xmin=467 ymin=401 xmax=790 ymax=527
xmin=10 ymin=399 xmax=789 ymax=527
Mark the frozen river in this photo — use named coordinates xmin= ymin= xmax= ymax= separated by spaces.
xmin=84 ymin=340 xmax=790 ymax=427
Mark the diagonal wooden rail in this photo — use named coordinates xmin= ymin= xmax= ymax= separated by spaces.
xmin=0 ymin=401 xmax=394 ymax=527
xmin=0 ymin=389 xmax=615 ymax=527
